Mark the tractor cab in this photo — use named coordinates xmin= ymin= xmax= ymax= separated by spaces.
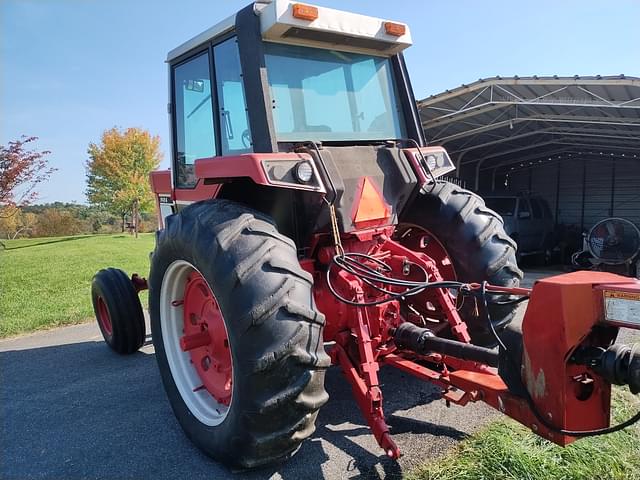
xmin=167 ymin=0 xmax=419 ymax=166
xmin=152 ymin=0 xmax=454 ymax=242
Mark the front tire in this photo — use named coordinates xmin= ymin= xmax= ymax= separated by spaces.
xmin=149 ymin=200 xmax=329 ymax=469
xmin=91 ymin=268 xmax=145 ymax=354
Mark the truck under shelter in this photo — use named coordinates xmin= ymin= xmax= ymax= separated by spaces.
xmin=418 ymin=75 xmax=640 ymax=232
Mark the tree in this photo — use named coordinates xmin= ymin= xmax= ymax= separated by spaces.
xmin=0 ymin=136 xmax=55 ymax=218
xmin=86 ymin=127 xmax=162 ymax=237
xmin=0 ymin=208 xmax=37 ymax=239
xmin=32 ymin=209 xmax=83 ymax=237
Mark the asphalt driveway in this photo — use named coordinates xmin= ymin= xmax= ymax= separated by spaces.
xmin=0 ymin=317 xmax=499 ymax=480
xmin=6 ymin=268 xmax=632 ymax=479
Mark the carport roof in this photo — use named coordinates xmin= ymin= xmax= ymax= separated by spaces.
xmin=417 ymin=75 xmax=640 ymax=186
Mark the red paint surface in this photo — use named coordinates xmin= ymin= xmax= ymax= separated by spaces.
xmin=519 ymin=271 xmax=622 ymax=444
xmin=148 ymin=153 xmax=631 ymax=456
xmin=97 ymin=297 xmax=113 ymax=336
xmin=195 ymin=154 xmax=270 ymax=184
xmin=402 ymin=146 xmax=451 ymax=184
xmin=173 ymin=182 xmax=220 ymax=202
xmin=182 ymin=271 xmax=232 ymax=406
xmin=195 ymin=152 xmax=317 ymax=189
xmin=310 ymin=228 xmax=631 ymax=455
xmin=149 ymin=170 xmax=172 ymax=194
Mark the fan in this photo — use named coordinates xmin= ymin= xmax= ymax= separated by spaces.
xmin=587 ymin=217 xmax=640 ymax=265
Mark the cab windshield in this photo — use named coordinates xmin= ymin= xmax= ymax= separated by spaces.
xmin=264 ymin=42 xmax=406 ymax=142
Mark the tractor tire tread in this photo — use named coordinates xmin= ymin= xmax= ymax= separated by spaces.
xmin=150 ymin=199 xmax=329 ymax=469
xmin=91 ymin=268 xmax=145 ymax=354
xmin=401 ymin=181 xmax=523 ymax=345
xmin=237 ymin=276 xmax=297 ymax=326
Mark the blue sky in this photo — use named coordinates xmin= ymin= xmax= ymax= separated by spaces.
xmin=2 ymin=0 xmax=639 ymax=204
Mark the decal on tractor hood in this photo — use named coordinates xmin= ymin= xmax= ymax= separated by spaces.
xmin=603 ymin=290 xmax=640 ymax=328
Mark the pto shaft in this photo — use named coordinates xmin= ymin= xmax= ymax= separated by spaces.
xmin=393 ymin=322 xmax=499 ymax=367
xmin=573 ymin=343 xmax=640 ymax=394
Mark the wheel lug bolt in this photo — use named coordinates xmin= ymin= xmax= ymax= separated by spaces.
xmin=201 ymin=356 xmax=211 ymax=371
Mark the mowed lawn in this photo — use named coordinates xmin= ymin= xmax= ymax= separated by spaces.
xmin=408 ymin=388 xmax=640 ymax=480
xmin=0 ymin=234 xmax=155 ymax=337
xmin=2 ymin=234 xmax=639 ymax=480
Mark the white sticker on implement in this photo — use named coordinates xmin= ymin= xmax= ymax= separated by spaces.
xmin=603 ymin=291 xmax=640 ymax=327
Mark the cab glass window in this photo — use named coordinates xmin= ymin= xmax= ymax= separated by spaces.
xmin=173 ymin=51 xmax=217 ymax=187
xmin=214 ymin=38 xmax=252 ymax=155
xmin=264 ymin=43 xmax=406 ymax=142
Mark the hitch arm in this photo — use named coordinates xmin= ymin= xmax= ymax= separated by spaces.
xmin=330 ymin=343 xmax=400 ymax=459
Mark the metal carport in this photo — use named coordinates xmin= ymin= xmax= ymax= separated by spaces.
xmin=418 ymin=75 xmax=640 ymax=231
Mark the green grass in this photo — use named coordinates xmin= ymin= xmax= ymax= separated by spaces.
xmin=2 ymin=236 xmax=639 ymax=480
xmin=407 ymin=388 xmax=640 ymax=480
xmin=0 ymin=233 xmax=155 ymax=337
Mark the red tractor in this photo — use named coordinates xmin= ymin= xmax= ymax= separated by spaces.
xmin=91 ymin=0 xmax=640 ymax=469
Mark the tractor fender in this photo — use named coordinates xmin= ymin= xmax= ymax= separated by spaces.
xmin=194 ymin=153 xmax=325 ymax=193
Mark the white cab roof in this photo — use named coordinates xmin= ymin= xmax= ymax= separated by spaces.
xmin=167 ymin=0 xmax=411 ymax=62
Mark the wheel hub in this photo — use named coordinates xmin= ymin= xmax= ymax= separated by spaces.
xmin=96 ymin=296 xmax=113 ymax=336
xmin=395 ymin=224 xmax=457 ymax=321
xmin=181 ymin=272 xmax=232 ymax=406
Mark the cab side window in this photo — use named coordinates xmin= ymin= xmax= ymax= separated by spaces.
xmin=214 ymin=38 xmax=252 ymax=155
xmin=173 ymin=51 xmax=217 ymax=188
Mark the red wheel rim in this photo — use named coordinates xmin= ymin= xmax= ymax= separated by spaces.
xmin=97 ymin=297 xmax=113 ymax=336
xmin=180 ymin=272 xmax=232 ymax=406
xmin=396 ymin=224 xmax=457 ymax=280
xmin=395 ymin=224 xmax=457 ymax=320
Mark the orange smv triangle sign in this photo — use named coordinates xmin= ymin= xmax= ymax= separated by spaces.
xmin=353 ymin=177 xmax=390 ymax=227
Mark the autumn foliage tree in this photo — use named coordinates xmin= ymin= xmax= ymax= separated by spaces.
xmin=86 ymin=127 xmax=161 ymax=237
xmin=31 ymin=209 xmax=84 ymax=237
xmin=0 ymin=136 xmax=56 ymax=218
xmin=0 ymin=209 xmax=37 ymax=239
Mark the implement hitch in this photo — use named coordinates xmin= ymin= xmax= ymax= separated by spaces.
xmin=323 ymin=238 xmax=640 ymax=456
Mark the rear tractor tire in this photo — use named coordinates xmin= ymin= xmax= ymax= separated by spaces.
xmin=91 ymin=268 xmax=146 ymax=354
xmin=149 ymin=199 xmax=330 ymax=469
xmin=398 ymin=181 xmax=523 ymax=346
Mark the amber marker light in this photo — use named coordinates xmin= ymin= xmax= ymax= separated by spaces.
xmin=384 ymin=21 xmax=406 ymax=36
xmin=292 ymin=3 xmax=319 ymax=21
